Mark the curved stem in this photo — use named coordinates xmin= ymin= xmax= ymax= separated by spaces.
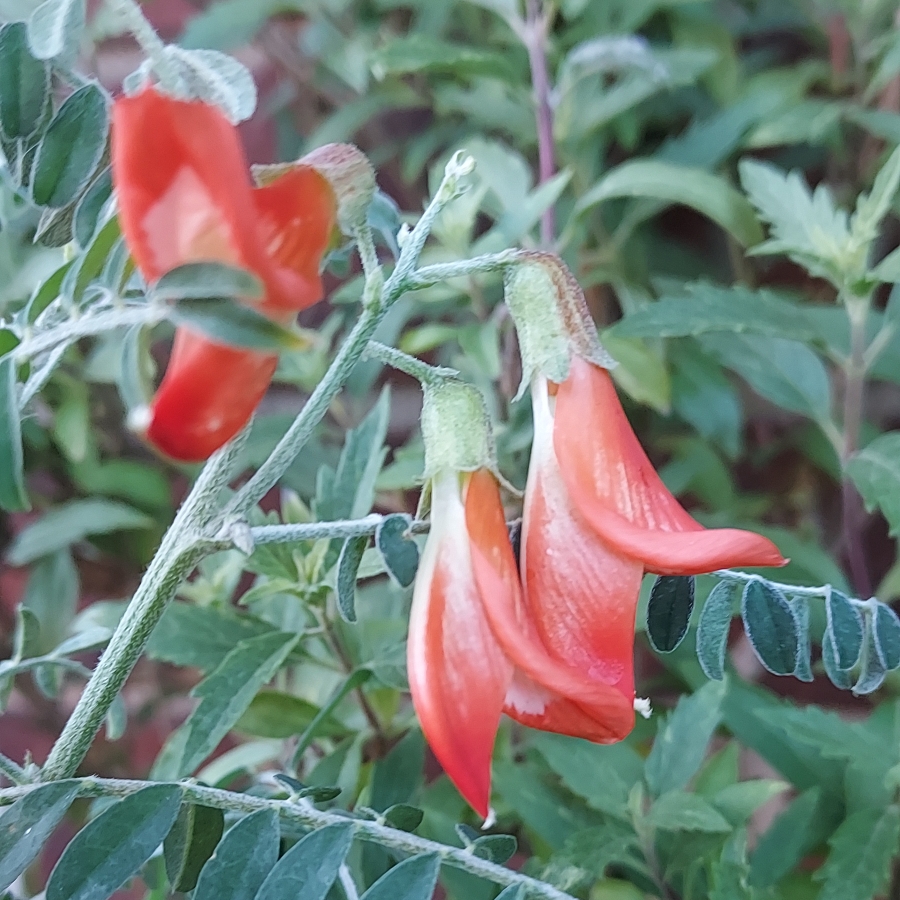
xmin=108 ymin=0 xmax=182 ymax=90
xmin=0 ymin=778 xmax=578 ymax=900
xmin=40 ymin=433 xmax=248 ymax=781
xmin=365 ymin=342 xmax=459 ymax=386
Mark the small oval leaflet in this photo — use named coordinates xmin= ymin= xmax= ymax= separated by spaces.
xmin=255 ymin=822 xmax=353 ymax=900
xmin=376 ymin=513 xmax=420 ymax=587
xmin=822 ymin=631 xmax=853 ymax=690
xmin=874 ymin=602 xmax=900 ymax=670
xmin=647 ymin=575 xmax=695 ymax=653
xmin=825 ymin=589 xmax=864 ymax=671
xmin=741 ymin=579 xmax=798 ymax=676
xmin=192 ymin=807 xmax=279 ymax=900
xmin=0 ymin=22 xmax=49 ymax=140
xmin=853 ymin=625 xmax=887 ymax=695
xmin=472 ymin=834 xmax=518 ymax=864
xmin=163 ymin=803 xmax=225 ymax=893
xmin=336 ymin=535 xmax=367 ymax=622
xmin=696 ymin=580 xmax=736 ymax=680
xmin=790 ymin=595 xmax=813 ymax=682
xmin=0 ymin=780 xmax=80 ymax=892
xmin=31 ymin=83 xmax=108 ymax=209
xmin=360 ymin=853 xmax=440 ymax=900
xmin=383 ymin=803 xmax=425 ymax=832
xmin=46 ymin=783 xmax=183 ymax=900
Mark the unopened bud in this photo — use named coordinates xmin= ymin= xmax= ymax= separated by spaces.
xmin=420 ymin=380 xmax=496 ymax=477
xmin=504 ymin=251 xmax=615 ymax=395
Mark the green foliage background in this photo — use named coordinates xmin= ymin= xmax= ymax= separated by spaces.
xmin=5 ymin=0 xmax=900 ymax=899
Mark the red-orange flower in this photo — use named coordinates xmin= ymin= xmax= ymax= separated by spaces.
xmin=409 ymin=467 xmax=635 ymax=816
xmin=112 ymin=86 xmax=337 ymax=461
xmin=516 ymin=355 xmax=787 ymax=734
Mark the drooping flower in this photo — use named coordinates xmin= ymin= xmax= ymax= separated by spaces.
xmin=410 ymin=380 xmax=641 ymax=816
xmin=505 ymin=253 xmax=787 ymax=734
xmin=112 ymin=85 xmax=339 ymax=461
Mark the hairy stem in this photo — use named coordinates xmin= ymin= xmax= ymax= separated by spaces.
xmin=40 ymin=433 xmax=248 ymax=781
xmin=109 ymin=0 xmax=182 ymax=89
xmin=0 ymin=778 xmax=578 ymax=900
xmin=365 ymin=341 xmax=459 ymax=386
xmin=524 ymin=0 xmax=556 ymax=246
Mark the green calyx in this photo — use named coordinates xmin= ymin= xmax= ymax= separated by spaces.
xmin=503 ymin=251 xmax=615 ymax=396
xmin=420 ymin=379 xmax=497 ymax=478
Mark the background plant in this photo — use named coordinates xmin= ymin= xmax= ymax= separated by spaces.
xmin=4 ymin=1 xmax=900 ymax=899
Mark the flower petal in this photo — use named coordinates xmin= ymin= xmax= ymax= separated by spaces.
xmin=407 ymin=472 xmax=512 ymax=816
xmin=112 ymin=87 xmax=266 ymax=285
xmin=253 ymin=166 xmax=336 ymax=315
xmin=465 ymin=469 xmax=635 ymax=743
xmin=145 ymin=331 xmax=276 ymax=462
xmin=554 ymin=357 xmax=786 ymax=574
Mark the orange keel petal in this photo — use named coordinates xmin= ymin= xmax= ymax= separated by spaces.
xmin=407 ymin=472 xmax=512 ymax=816
xmin=465 ymin=469 xmax=635 ymax=743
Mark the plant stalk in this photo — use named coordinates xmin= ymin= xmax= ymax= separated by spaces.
xmin=0 ymin=778 xmax=579 ymax=900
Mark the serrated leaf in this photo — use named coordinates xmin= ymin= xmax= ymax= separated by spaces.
xmin=749 ymin=788 xmax=827 ymax=888
xmin=575 ymin=159 xmax=763 ymax=247
xmin=646 ymin=575 xmax=694 ymax=653
xmin=6 ymin=498 xmax=152 ymax=565
xmin=375 ymin=513 xmax=419 ymax=588
xmin=696 ymin=580 xmax=737 ymax=680
xmin=256 ymin=822 xmax=353 ymax=900
xmin=153 ymin=261 xmax=262 ymax=302
xmin=360 ymin=853 xmax=440 ymax=900
xmin=649 ymin=791 xmax=733 ymax=833
xmin=31 ymin=83 xmax=108 ymax=208
xmin=713 ymin=780 xmax=787 ymax=826
xmin=193 ymin=808 xmax=279 ymax=900
xmin=853 ymin=145 xmax=900 ymax=247
xmin=738 ymin=159 xmax=856 ymax=287
xmin=336 ymin=535 xmax=367 ymax=623
xmin=645 ymin=679 xmax=726 ymax=797
xmin=169 ymin=296 xmax=308 ymax=352
xmin=847 ymin=433 xmax=900 ymax=536
xmin=46 ymin=784 xmax=182 ymax=900
xmin=610 ymin=284 xmax=817 ymax=342
xmin=0 ymin=781 xmax=80 ymax=892
xmin=382 ymin=804 xmax=424 ymax=832
xmin=0 ymin=23 xmax=49 ymax=140
xmin=826 ymin=590 xmax=863 ymax=670
xmin=874 ymin=602 xmax=900 ymax=669
xmin=163 ymin=804 xmax=225 ymax=893
xmin=816 ymin=806 xmax=900 ymax=900
xmin=154 ymin=631 xmax=299 ymax=779
xmin=741 ymin=580 xmax=798 ymax=676
xmin=702 ymin=333 xmax=831 ymax=422
xmin=0 ymin=356 xmax=29 ymax=512
xmin=27 ymin=0 xmax=84 ymax=61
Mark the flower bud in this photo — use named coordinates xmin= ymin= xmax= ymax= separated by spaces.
xmin=254 ymin=143 xmax=376 ymax=235
xmin=503 ymin=251 xmax=615 ymax=394
xmin=420 ymin=380 xmax=496 ymax=477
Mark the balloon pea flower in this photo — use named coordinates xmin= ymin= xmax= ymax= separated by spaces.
xmin=112 ymin=85 xmax=371 ymax=462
